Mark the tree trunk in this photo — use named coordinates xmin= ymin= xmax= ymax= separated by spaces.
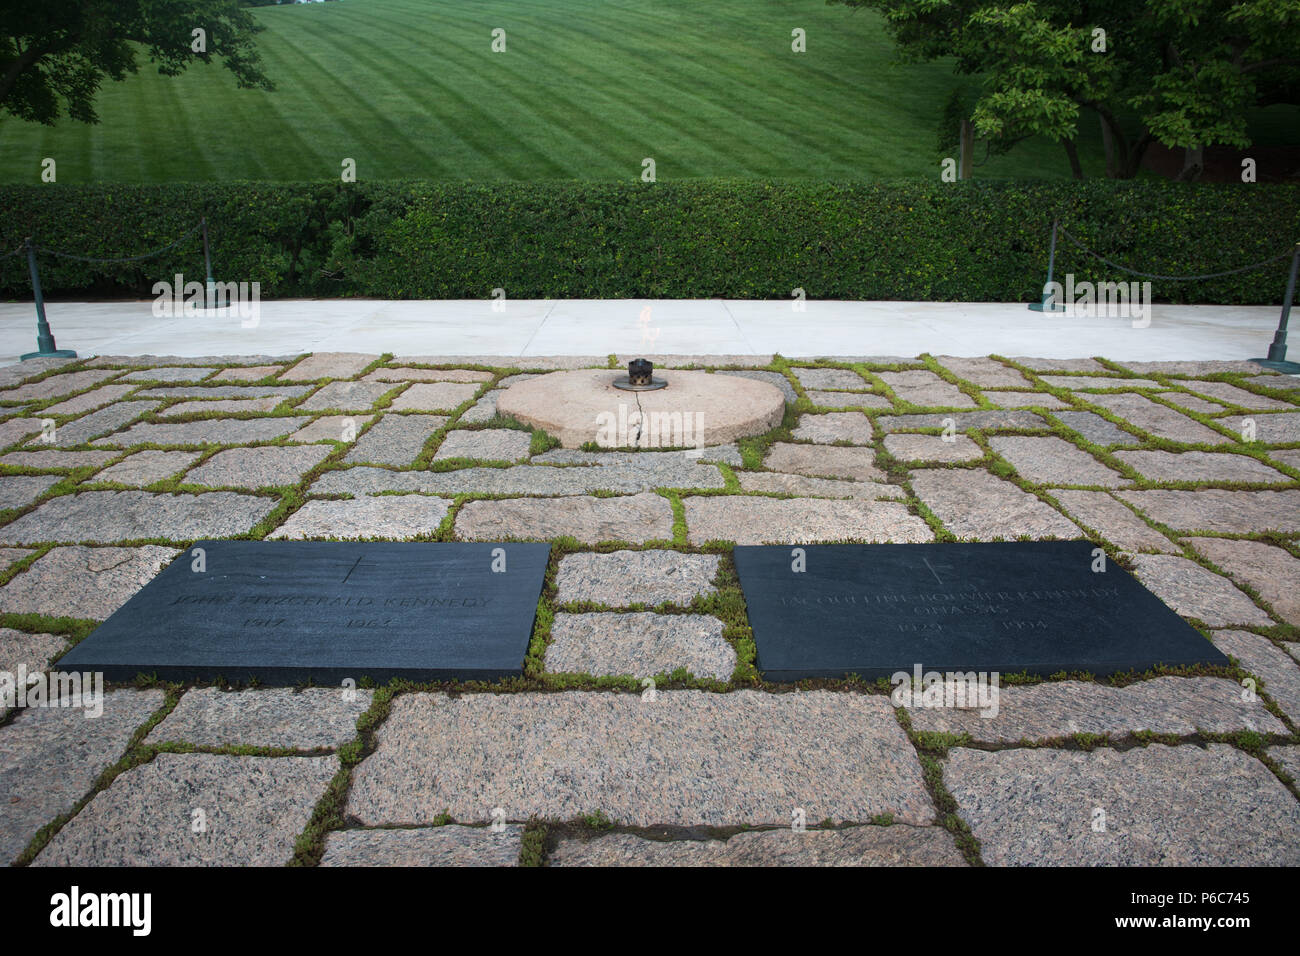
xmin=1099 ymin=113 xmax=1116 ymax=178
xmin=1063 ymin=139 xmax=1085 ymax=179
xmin=959 ymin=119 xmax=974 ymax=180
xmin=1176 ymin=145 xmax=1204 ymax=182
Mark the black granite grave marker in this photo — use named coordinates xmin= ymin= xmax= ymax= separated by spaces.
xmin=734 ymin=541 xmax=1229 ymax=681
xmin=59 ymin=541 xmax=550 ymax=683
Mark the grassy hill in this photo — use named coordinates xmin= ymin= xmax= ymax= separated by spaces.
xmin=0 ymin=0 xmax=1220 ymax=184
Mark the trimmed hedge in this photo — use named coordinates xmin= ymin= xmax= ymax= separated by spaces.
xmin=1 ymin=180 xmax=1296 ymax=304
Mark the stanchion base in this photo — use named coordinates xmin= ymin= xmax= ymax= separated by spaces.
xmin=21 ymin=349 xmax=77 ymax=361
xmin=1250 ymin=358 xmax=1300 ymax=374
xmin=1027 ymin=303 xmax=1066 ymax=313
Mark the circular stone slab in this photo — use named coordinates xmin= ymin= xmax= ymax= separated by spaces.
xmin=497 ymin=369 xmax=786 ymax=449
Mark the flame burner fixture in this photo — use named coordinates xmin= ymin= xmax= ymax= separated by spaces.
xmin=612 ymin=358 xmax=667 ymax=391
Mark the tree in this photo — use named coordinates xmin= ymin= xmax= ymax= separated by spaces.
xmin=830 ymin=0 xmax=1300 ymax=179
xmin=0 ymin=0 xmax=272 ymax=127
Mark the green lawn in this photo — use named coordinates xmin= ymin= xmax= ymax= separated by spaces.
xmin=0 ymin=0 xmax=1179 ymax=184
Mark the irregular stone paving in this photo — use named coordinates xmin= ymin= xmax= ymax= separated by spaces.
xmin=1187 ymin=538 xmax=1300 ymax=626
xmin=2 ymin=354 xmax=1298 ymax=868
xmin=550 ymin=825 xmax=966 ymax=867
xmin=545 ymin=612 xmax=736 ymax=680
xmin=907 ymin=677 xmax=1283 ymax=742
xmin=148 ymin=688 xmax=372 ymax=749
xmin=0 ymin=690 xmax=164 ymax=865
xmin=93 ymin=450 xmax=201 ymax=485
xmin=456 ymin=493 xmax=675 ymax=543
xmin=1211 ymin=630 xmax=1300 ymax=722
xmin=1119 ymin=489 xmax=1300 ymax=533
xmin=1271 ymin=745 xmax=1300 ymax=784
xmin=684 ymin=497 xmax=932 ymax=545
xmin=910 ymin=469 xmax=1082 ymax=540
xmin=1047 ymin=490 xmax=1177 ymax=553
xmin=269 ymin=496 xmax=451 ymax=540
xmin=347 ymin=691 xmax=935 ymax=827
xmin=554 ymin=550 xmax=719 ymax=606
xmin=1127 ymin=554 xmax=1272 ymax=627
xmin=321 ymin=825 xmax=523 ymax=866
xmin=34 ymin=753 xmax=338 ymax=866
xmin=0 ymin=490 xmax=276 ymax=544
xmin=945 ymin=744 xmax=1300 ymax=866
xmin=344 ymin=414 xmax=447 ymax=465
xmin=1 ymin=545 xmax=178 ymax=619
xmin=1112 ymin=450 xmax=1287 ymax=483
xmin=988 ymin=436 xmax=1126 ymax=487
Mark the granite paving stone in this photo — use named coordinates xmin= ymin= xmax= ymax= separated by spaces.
xmin=50 ymin=401 xmax=160 ymax=446
xmin=0 ymin=474 xmax=60 ymax=510
xmin=736 ymin=472 xmax=888 ymax=499
xmin=433 ymin=428 xmax=532 ymax=462
xmin=1119 ymin=489 xmax=1300 ymax=533
xmin=1113 ymin=450 xmax=1288 ymax=483
xmin=0 ymin=449 xmax=117 ymax=470
xmin=716 ymin=369 xmax=798 ymax=404
xmin=268 ymin=495 xmax=451 ymax=540
xmin=1267 ymin=449 xmax=1300 ymax=471
xmin=104 ymin=417 xmax=302 ymax=447
xmin=279 ymin=352 xmax=378 ymax=381
xmin=458 ymin=391 xmax=500 ymax=424
xmin=910 ymin=469 xmax=1082 ymax=540
xmin=1159 ymin=392 xmax=1227 ymax=414
xmin=935 ymin=356 xmax=1030 ymax=388
xmin=549 ymin=825 xmax=966 ymax=867
xmin=1212 ymin=629 xmax=1300 ymax=721
xmin=792 ymin=367 xmax=869 ymax=391
xmin=121 ymin=367 xmax=215 ymax=383
xmin=135 ymin=384 xmax=309 ymax=400
xmin=0 ymin=357 xmax=78 ymax=388
xmin=1038 ymin=375 xmax=1162 ymax=390
xmin=1188 ymin=538 xmax=1300 ymax=626
xmin=88 ymin=355 xmax=285 ymax=368
xmin=161 ymin=397 xmax=284 ymax=416
xmin=877 ymin=370 xmax=976 ymax=407
xmin=209 ymin=365 xmax=284 ymax=382
xmin=1270 ymin=745 xmax=1300 ymax=784
xmin=1128 ymin=554 xmax=1272 ymax=627
xmin=763 ymin=442 xmax=885 ymax=481
xmin=555 ymin=550 xmax=719 ymax=606
xmin=988 ymin=436 xmax=1126 ymax=487
xmin=291 ymin=415 xmax=372 ymax=443
xmin=1120 ymin=360 xmax=1275 ymax=375
xmin=790 ymin=412 xmax=875 ymax=445
xmin=545 ymin=612 xmax=736 ymax=680
xmin=33 ymin=753 xmax=338 ymax=866
xmin=1048 ymin=490 xmax=1177 ymax=553
xmin=148 ymin=687 xmax=372 ymax=749
xmin=1052 ymin=410 xmax=1136 ymax=446
xmin=804 ymin=389 xmax=892 ymax=408
xmin=944 ymin=744 xmax=1300 ymax=866
xmin=299 ymin=381 xmax=393 ymax=412
xmin=344 ymin=414 xmax=447 ymax=465
xmin=346 ymin=690 xmax=935 ymax=827
xmin=363 ymin=367 xmax=494 ymax=384
xmin=0 ymin=627 xmax=68 ymax=697
xmin=876 ymin=410 xmax=1047 ymax=432
xmin=184 ymin=445 xmax=333 ymax=488
xmin=316 ymin=459 xmax=724 ymax=496
xmin=1 ymin=370 xmax=120 ymax=402
xmin=456 ymin=493 xmax=674 ymax=544
xmin=389 ymin=382 xmax=480 ymax=411
xmin=534 ymin=446 xmax=743 ymax=467
xmin=1224 ymin=412 xmax=1300 ymax=444
xmin=0 ymin=690 xmax=164 ymax=865
xmin=0 ymin=545 xmax=179 ymax=619
xmin=321 ymin=826 xmax=523 ymax=867
xmin=92 ymin=450 xmax=201 ymax=485
xmin=882 ymin=433 xmax=983 ymax=463
xmin=42 ymin=385 xmax=137 ymax=415
xmin=0 ymin=547 xmax=31 ymax=572
xmin=684 ymin=496 xmax=931 ymax=545
xmin=907 ymin=676 xmax=1282 ymax=742
xmin=1085 ymin=393 xmax=1234 ymax=444
xmin=1014 ymin=357 xmax=1107 ymax=371
xmin=0 ymin=490 xmax=276 ymax=544
xmin=980 ymin=390 xmax=1070 ymax=409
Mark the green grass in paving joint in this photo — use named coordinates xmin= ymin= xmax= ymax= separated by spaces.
xmin=2 ymin=0 xmax=1127 ymax=184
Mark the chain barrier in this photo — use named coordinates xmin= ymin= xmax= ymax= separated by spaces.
xmin=31 ymin=220 xmax=204 ymax=264
xmin=1057 ymin=225 xmax=1294 ymax=282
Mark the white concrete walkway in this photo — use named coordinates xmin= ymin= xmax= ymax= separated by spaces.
xmin=0 ymin=298 xmax=1289 ymax=364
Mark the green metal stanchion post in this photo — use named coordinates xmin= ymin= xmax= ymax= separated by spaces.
xmin=1251 ymin=242 xmax=1300 ymax=374
xmin=1028 ymin=218 xmax=1066 ymax=313
xmin=20 ymin=237 xmax=76 ymax=361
